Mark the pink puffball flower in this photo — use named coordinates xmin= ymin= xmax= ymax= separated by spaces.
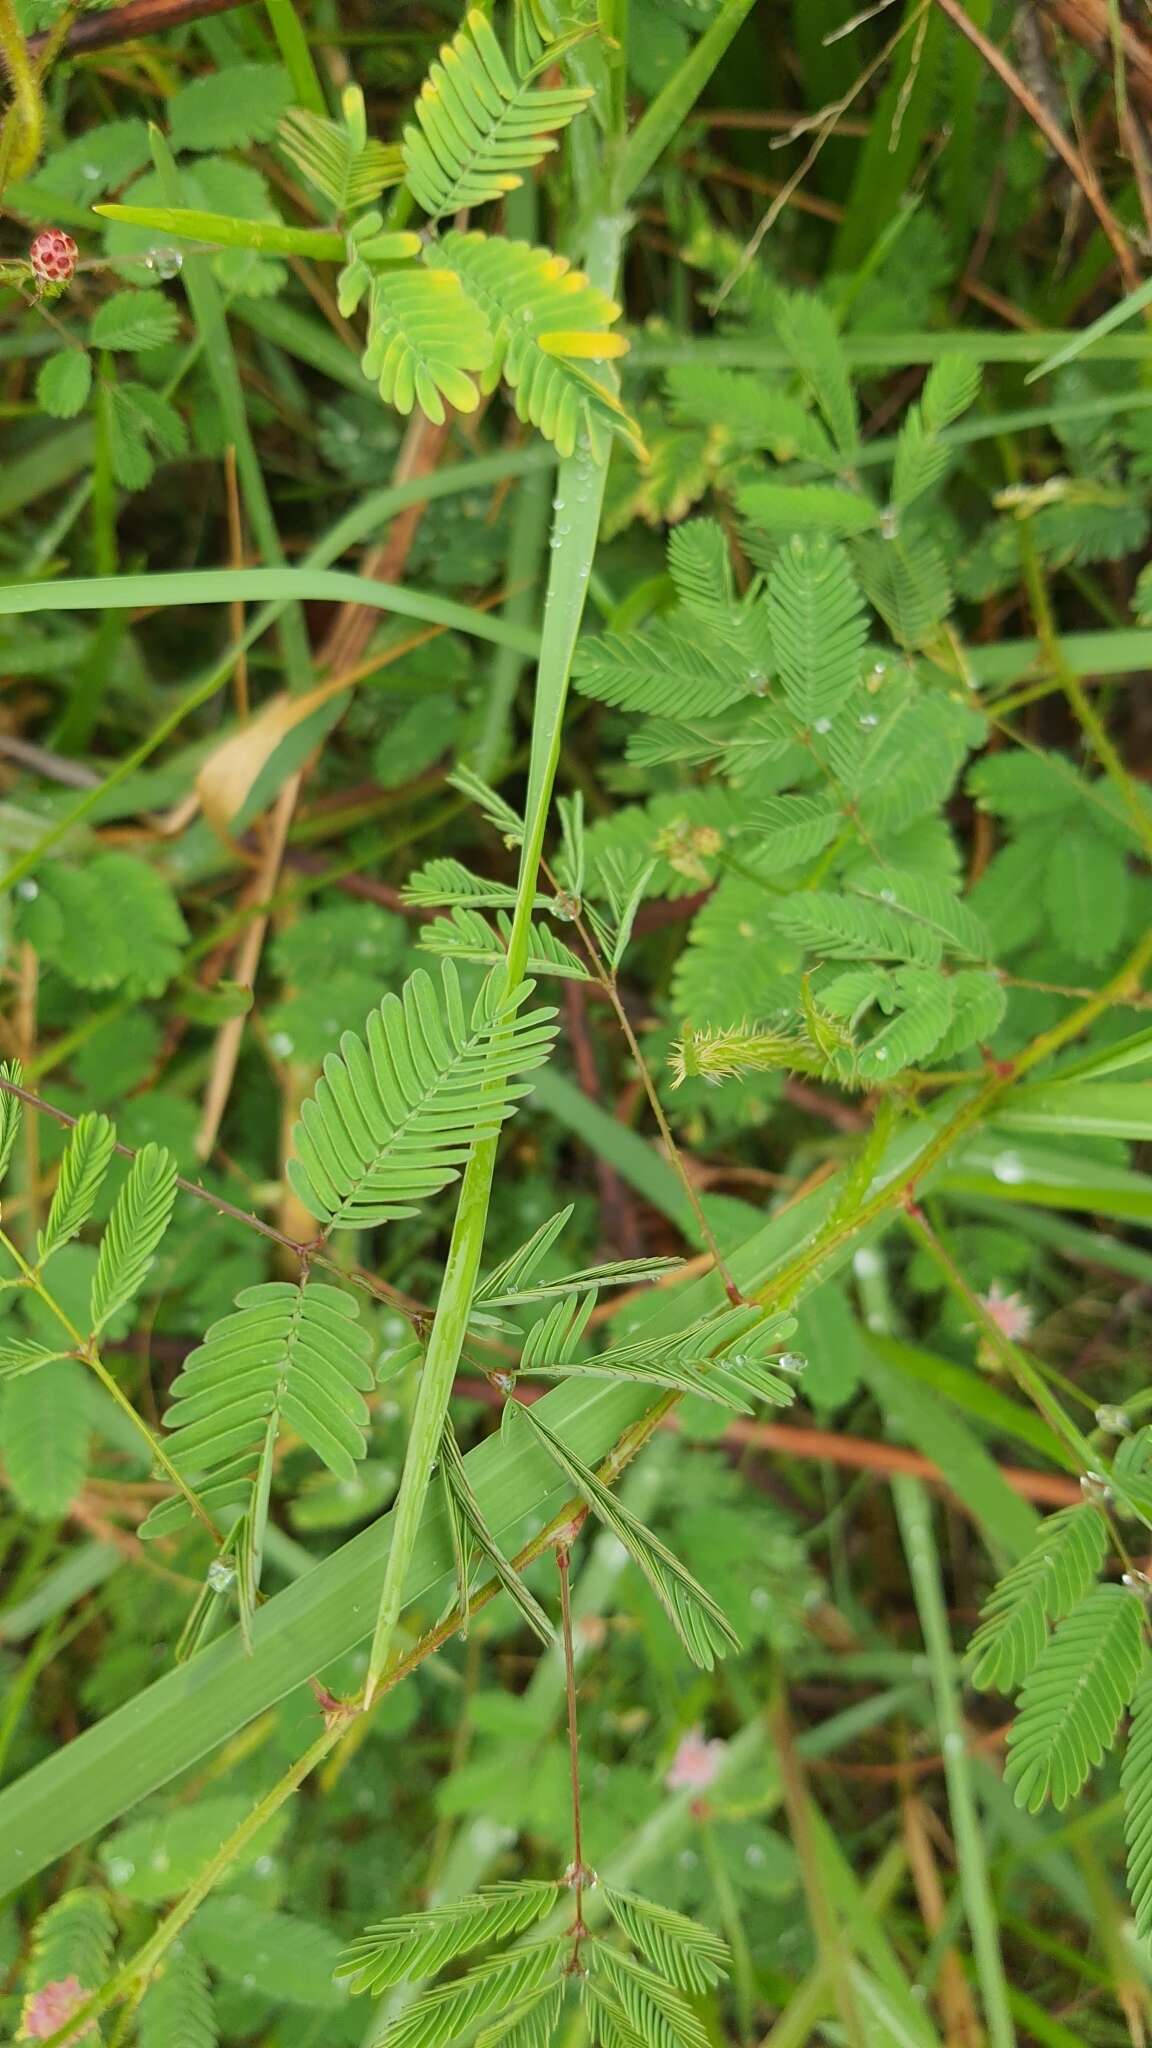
xmin=22 ymin=1978 xmax=92 ymax=2042
xmin=978 ymin=1282 xmax=1035 ymax=1343
xmin=665 ymin=1726 xmax=727 ymax=1792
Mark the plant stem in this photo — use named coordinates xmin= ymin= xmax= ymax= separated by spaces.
xmin=34 ymin=1477 xmax=622 ymax=2048
xmin=900 ymin=1203 xmax=1098 ymax=1470
xmin=894 ymin=1475 xmax=1017 ymax=2048
xmin=1016 ymin=524 xmax=1152 ymax=865
xmin=557 ymin=1542 xmax=590 ymax=1963
xmin=362 ymin=212 xmax=629 ymax=1705
xmin=0 ymin=0 xmax=42 ymax=187
xmin=262 ymin=0 xmax=326 ymax=114
xmin=0 ymin=1226 xmax=220 ymax=1540
xmin=614 ymin=0 xmax=757 ymax=205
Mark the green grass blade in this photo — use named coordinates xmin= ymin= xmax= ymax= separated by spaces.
xmin=0 ymin=570 xmax=538 ymax=650
xmin=93 ymin=205 xmax=349 ymax=259
xmin=1025 ymin=274 xmax=1152 ymax=382
xmin=895 ymin=1476 xmax=1017 ymax=2048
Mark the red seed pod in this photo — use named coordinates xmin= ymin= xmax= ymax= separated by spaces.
xmin=29 ymin=230 xmax=78 ymax=283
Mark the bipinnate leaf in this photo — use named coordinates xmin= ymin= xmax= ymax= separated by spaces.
xmin=403 ymin=9 xmax=592 ymax=219
xmin=439 ymin=1423 xmax=555 ymax=1645
xmin=337 ymin=1881 xmax=560 ymax=1995
xmin=969 ymin=1504 xmax=1108 ymax=1692
xmin=0 ymin=1060 xmax=23 ymax=1185
xmin=1123 ymin=1672 xmax=1152 ymax=1939
xmin=506 ymin=1403 xmax=740 ymax=1668
xmin=89 ymin=1143 xmax=177 ymax=1333
xmin=141 ymin=1280 xmax=373 ymax=1540
xmin=37 ymin=1113 xmax=116 ymax=1266
xmin=287 ymin=962 xmax=557 ymax=1232
xmin=600 ymin=1889 xmax=729 ymax=1993
xmin=1004 ymin=1583 xmax=1143 ymax=1812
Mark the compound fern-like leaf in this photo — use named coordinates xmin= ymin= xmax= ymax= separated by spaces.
xmin=37 ymin=1112 xmax=116 ymax=1266
xmin=89 ymin=1142 xmax=177 ymax=1334
xmin=1004 ymin=1583 xmax=1143 ymax=1812
xmin=574 ymin=616 xmax=756 ymax=719
xmin=440 ymin=1423 xmax=555 ymax=1645
xmin=476 ymin=1982 xmax=563 ymax=2048
xmin=403 ymin=9 xmax=592 ymax=219
xmin=601 ymin=1890 xmax=729 ymax=1993
xmin=21 ymin=1887 xmax=116 ymax=2033
xmin=356 ymin=1940 xmax=567 ymax=2046
xmin=507 ymin=1403 xmax=740 ymax=1668
xmin=141 ymin=1279 xmax=372 ymax=1541
xmin=288 ymin=962 xmax=557 ymax=1231
xmin=426 ymin=231 xmax=631 ymax=457
xmin=766 ymin=534 xmax=866 ymax=731
xmin=337 ymin=1882 xmax=560 ymax=1996
xmin=420 ymin=906 xmax=591 ymax=982
xmin=138 ymin=1945 xmax=218 ymax=2048
xmin=0 ymin=1059 xmax=23 ymax=1185
xmin=591 ymin=1943 xmax=710 ymax=2048
xmin=969 ymin=1504 xmax=1108 ymax=1692
xmin=1124 ymin=1672 xmax=1152 ymax=1939
xmin=279 ymin=88 xmax=402 ymax=211
xmin=361 ymin=267 xmax=493 ymax=423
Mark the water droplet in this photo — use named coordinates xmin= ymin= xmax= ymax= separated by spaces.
xmin=269 ymin=1030 xmax=294 ymax=1057
xmin=992 ymin=1150 xmax=1026 ymax=1184
xmin=208 ymin=1559 xmax=235 ymax=1593
xmin=16 ymin=878 xmax=38 ymax=899
xmin=872 ymin=1046 xmax=889 ymax=1061
xmin=853 ymin=1246 xmax=881 ymax=1277
xmin=745 ymin=1842 xmax=766 ymax=1866
xmin=879 ymin=888 xmax=896 ymax=903
xmin=813 ymin=717 xmax=831 ymax=735
xmin=106 ymin=1857 xmax=135 ymax=1884
xmin=678 ymin=1848 xmax=699 ymax=1869
xmin=777 ymin=1351 xmax=807 ymax=1374
xmin=145 ymin=245 xmax=183 ymax=278
xmin=82 ymin=163 xmax=101 ymax=182
xmin=859 ymin=712 xmax=879 ymax=728
xmin=1095 ymin=1403 xmax=1130 ymax=1435
xmin=750 ymin=1586 xmax=771 ymax=1610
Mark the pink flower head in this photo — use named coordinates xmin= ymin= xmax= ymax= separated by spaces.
xmin=665 ymin=1726 xmax=727 ymax=1792
xmin=29 ymin=231 xmax=78 ymax=284
xmin=978 ymin=1283 xmax=1034 ymax=1343
xmin=22 ymin=1978 xmax=92 ymax=2042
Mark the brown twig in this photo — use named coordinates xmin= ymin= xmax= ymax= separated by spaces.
xmin=0 ymin=1070 xmax=424 ymax=1323
xmin=932 ymin=0 xmax=1142 ymax=290
xmin=319 ymin=410 xmax=453 ymax=679
xmin=901 ymin=1791 xmax=984 ymax=2044
xmin=195 ymin=772 xmax=302 ymax=1162
xmin=26 ymin=0 xmax=243 ymax=56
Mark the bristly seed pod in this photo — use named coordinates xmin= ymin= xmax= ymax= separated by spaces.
xmin=29 ymin=230 xmax=78 ymax=284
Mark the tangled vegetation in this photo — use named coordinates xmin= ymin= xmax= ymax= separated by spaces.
xmin=2 ymin=0 xmax=1152 ymax=2042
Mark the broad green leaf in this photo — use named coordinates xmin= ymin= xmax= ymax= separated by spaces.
xmin=36 ymin=350 xmax=92 ymax=418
